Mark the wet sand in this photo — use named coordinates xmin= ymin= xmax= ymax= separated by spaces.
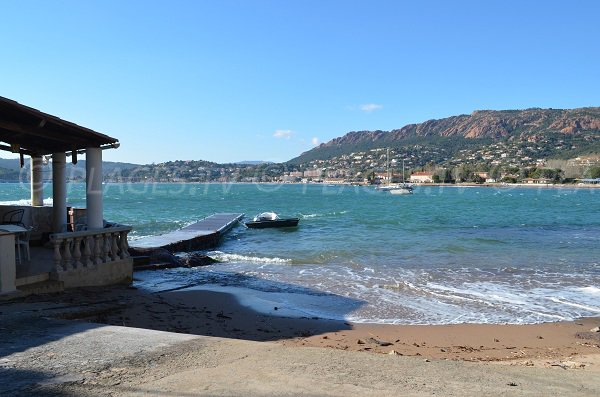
xmin=68 ymin=286 xmax=600 ymax=370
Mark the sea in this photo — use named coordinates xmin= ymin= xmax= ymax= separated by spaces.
xmin=1 ymin=182 xmax=599 ymax=325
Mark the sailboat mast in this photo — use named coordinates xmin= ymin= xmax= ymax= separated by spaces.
xmin=386 ymin=148 xmax=390 ymax=185
xmin=402 ymin=159 xmax=405 ymax=183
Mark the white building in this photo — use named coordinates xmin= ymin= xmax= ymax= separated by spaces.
xmin=409 ymin=171 xmax=435 ymax=183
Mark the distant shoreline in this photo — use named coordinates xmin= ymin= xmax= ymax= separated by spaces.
xmin=104 ymin=181 xmax=600 ymax=189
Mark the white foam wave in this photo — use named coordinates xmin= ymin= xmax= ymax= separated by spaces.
xmin=208 ymin=251 xmax=292 ymax=265
xmin=300 ymin=210 xmax=349 ymax=219
xmin=0 ymin=197 xmax=53 ymax=206
xmin=579 ymin=286 xmax=600 ymax=295
xmin=547 ymin=297 xmax=600 ymax=313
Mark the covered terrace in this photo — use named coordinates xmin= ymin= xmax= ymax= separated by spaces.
xmin=0 ymin=96 xmax=133 ymax=297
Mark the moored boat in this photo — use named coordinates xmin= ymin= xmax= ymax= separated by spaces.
xmin=388 ymin=183 xmax=414 ymax=195
xmin=245 ymin=212 xmax=300 ymax=228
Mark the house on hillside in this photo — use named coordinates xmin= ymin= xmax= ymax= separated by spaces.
xmin=410 ymin=171 xmax=435 ymax=183
xmin=0 ymin=96 xmax=133 ymax=297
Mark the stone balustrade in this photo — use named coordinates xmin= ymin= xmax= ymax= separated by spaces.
xmin=49 ymin=225 xmax=132 ymax=273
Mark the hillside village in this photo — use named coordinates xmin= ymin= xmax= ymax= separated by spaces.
xmin=2 ymin=138 xmax=600 ymax=186
xmin=2 ymin=108 xmax=600 ymax=186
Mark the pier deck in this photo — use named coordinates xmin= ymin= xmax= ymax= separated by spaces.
xmin=130 ymin=213 xmax=244 ymax=252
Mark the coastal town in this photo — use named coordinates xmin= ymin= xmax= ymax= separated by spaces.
xmin=99 ymin=145 xmax=600 ymax=185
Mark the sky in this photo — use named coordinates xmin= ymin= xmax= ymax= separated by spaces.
xmin=1 ymin=0 xmax=599 ymax=164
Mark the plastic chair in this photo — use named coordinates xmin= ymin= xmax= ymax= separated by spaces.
xmin=15 ymin=227 xmax=31 ymax=265
xmin=2 ymin=209 xmax=25 ymax=227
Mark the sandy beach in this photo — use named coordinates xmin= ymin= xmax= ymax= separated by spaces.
xmin=55 ymin=285 xmax=600 ymax=369
xmin=2 ymin=285 xmax=599 ymax=396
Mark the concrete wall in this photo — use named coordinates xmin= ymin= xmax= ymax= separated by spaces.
xmin=0 ymin=232 xmax=16 ymax=295
xmin=53 ymin=258 xmax=133 ymax=289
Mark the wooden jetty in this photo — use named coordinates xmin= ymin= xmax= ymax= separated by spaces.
xmin=130 ymin=213 xmax=244 ymax=252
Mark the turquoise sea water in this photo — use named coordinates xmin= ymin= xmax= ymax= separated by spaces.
xmin=2 ymin=182 xmax=599 ymax=324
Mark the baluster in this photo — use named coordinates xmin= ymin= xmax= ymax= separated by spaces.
xmin=52 ymin=239 xmax=63 ymax=272
xmin=103 ymin=233 xmax=111 ymax=263
xmin=73 ymin=237 xmax=83 ymax=269
xmin=82 ymin=236 xmax=93 ymax=267
xmin=111 ymin=232 xmax=119 ymax=261
xmin=94 ymin=235 xmax=103 ymax=265
xmin=63 ymin=238 xmax=73 ymax=270
xmin=119 ymin=231 xmax=130 ymax=259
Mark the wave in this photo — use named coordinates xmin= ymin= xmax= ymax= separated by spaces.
xmin=579 ymin=286 xmax=600 ymax=296
xmin=547 ymin=297 xmax=600 ymax=313
xmin=208 ymin=251 xmax=292 ymax=265
xmin=299 ymin=210 xmax=350 ymax=219
xmin=0 ymin=197 xmax=53 ymax=206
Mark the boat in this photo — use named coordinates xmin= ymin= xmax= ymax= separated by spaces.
xmin=379 ymin=149 xmax=413 ymax=195
xmin=389 ymin=183 xmax=413 ymax=195
xmin=245 ymin=212 xmax=299 ymax=228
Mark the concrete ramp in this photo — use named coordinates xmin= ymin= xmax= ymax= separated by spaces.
xmin=130 ymin=213 xmax=244 ymax=252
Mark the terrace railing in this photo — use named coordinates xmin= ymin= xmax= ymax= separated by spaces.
xmin=49 ymin=225 xmax=132 ymax=273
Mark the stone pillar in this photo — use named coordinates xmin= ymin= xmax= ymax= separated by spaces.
xmin=86 ymin=147 xmax=103 ymax=230
xmin=0 ymin=232 xmax=17 ymax=295
xmin=52 ymin=152 xmax=67 ymax=232
xmin=30 ymin=155 xmax=44 ymax=206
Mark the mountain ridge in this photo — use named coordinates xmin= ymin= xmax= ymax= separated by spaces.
xmin=288 ymin=107 xmax=600 ymax=164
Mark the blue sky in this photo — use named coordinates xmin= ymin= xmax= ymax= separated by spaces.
xmin=1 ymin=0 xmax=599 ymax=164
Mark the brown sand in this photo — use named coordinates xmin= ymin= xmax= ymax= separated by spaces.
xmin=60 ymin=286 xmax=600 ymax=371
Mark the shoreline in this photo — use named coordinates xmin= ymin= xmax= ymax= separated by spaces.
xmin=53 ymin=285 xmax=600 ymax=370
xmin=4 ymin=285 xmax=600 ymax=395
xmin=3 ymin=179 xmax=599 ymax=189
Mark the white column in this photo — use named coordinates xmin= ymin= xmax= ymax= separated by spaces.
xmin=30 ymin=156 xmax=44 ymax=206
xmin=86 ymin=147 xmax=103 ymax=230
xmin=52 ymin=152 xmax=67 ymax=232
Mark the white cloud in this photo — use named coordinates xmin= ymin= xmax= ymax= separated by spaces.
xmin=273 ymin=129 xmax=293 ymax=139
xmin=311 ymin=137 xmax=320 ymax=146
xmin=360 ymin=103 xmax=383 ymax=113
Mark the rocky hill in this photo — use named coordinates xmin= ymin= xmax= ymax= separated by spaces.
xmin=289 ymin=107 xmax=600 ymax=164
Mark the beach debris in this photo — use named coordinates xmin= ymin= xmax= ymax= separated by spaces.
xmin=366 ymin=337 xmax=393 ymax=346
xmin=549 ymin=361 xmax=586 ymax=370
xmin=507 ymin=382 xmax=518 ymax=387
xmin=424 ymin=358 xmax=430 ymax=362
xmin=591 ymin=326 xmax=600 ymax=333
xmin=388 ymin=350 xmax=402 ymax=356
xmin=522 ymin=360 xmax=534 ymax=366
xmin=537 ymin=335 xmax=544 ymax=339
xmin=575 ymin=331 xmax=600 ymax=341
xmin=357 ymin=339 xmax=365 ymax=345
xmin=494 ymin=338 xmax=500 ymax=342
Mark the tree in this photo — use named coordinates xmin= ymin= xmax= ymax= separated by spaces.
xmin=472 ymin=174 xmax=485 ymax=184
xmin=585 ymin=166 xmax=600 ymax=179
